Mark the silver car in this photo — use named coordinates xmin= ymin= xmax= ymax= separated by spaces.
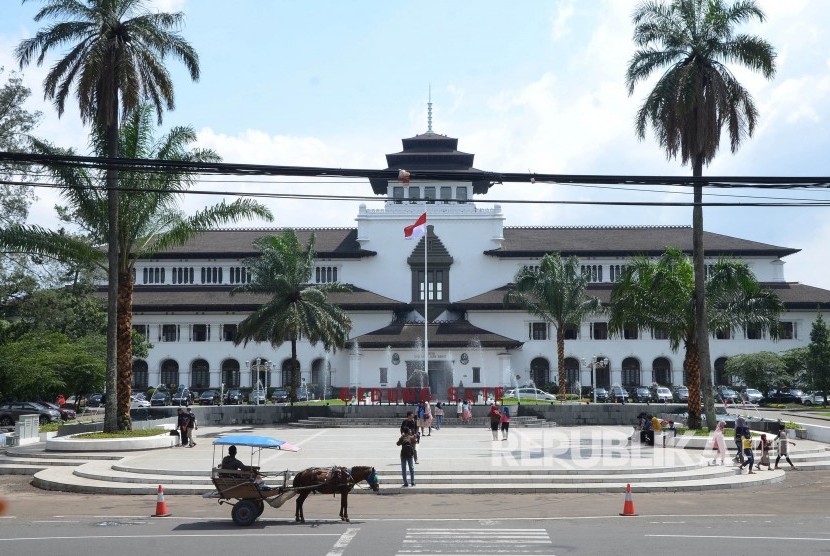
xmin=801 ymin=391 xmax=827 ymax=405
xmin=505 ymin=387 xmax=557 ymax=401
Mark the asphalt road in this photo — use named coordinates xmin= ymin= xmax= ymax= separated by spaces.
xmin=2 ymin=467 xmax=830 ymax=555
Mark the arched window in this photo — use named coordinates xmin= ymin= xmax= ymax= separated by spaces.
xmin=132 ymin=360 xmax=149 ymax=391
xmin=191 ymin=359 xmax=210 ymax=389
xmin=160 ymin=359 xmax=179 ymax=390
xmin=714 ymin=357 xmax=730 ymax=386
xmin=530 ymin=357 xmax=550 ymax=387
xmin=621 ymin=357 xmax=641 ymax=388
xmin=564 ymin=357 xmax=581 ymax=394
xmin=652 ymin=357 xmax=672 ymax=386
xmin=221 ymin=359 xmax=240 ymax=388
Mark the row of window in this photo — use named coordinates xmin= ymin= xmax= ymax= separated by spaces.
xmin=132 ymin=357 xmax=330 ymax=390
xmin=528 ymin=321 xmax=798 ymax=341
xmin=140 ymin=265 xmax=332 ymax=285
xmin=134 ymin=324 xmax=238 ymax=343
xmin=575 ymin=263 xmax=719 ymax=284
xmin=391 ymin=185 xmax=469 ymax=204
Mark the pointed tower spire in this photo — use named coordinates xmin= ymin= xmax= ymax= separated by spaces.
xmin=427 ymin=85 xmax=433 ymax=133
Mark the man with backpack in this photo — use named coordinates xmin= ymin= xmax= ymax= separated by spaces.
xmin=397 ymin=430 xmax=417 ymax=487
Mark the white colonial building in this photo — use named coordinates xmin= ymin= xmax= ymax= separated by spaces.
xmin=129 ymin=128 xmax=830 ymax=399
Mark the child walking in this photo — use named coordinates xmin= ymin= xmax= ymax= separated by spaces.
xmin=755 ymin=433 xmax=772 ymax=471
xmin=738 ymin=430 xmax=755 ymax=474
xmin=500 ymin=407 xmax=511 ymax=440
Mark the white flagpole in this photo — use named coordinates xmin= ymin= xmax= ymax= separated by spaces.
xmin=423 ymin=221 xmax=428 ymax=381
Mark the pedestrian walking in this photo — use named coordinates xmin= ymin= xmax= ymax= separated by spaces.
xmin=186 ymin=407 xmax=197 ymax=447
xmin=461 ymin=400 xmax=472 ymax=423
xmin=738 ymin=430 xmax=755 ymax=474
xmin=434 ymin=402 xmax=444 ymax=430
xmin=177 ymin=408 xmax=188 ymax=447
xmin=423 ymin=401 xmax=433 ymax=436
xmin=416 ymin=401 xmax=427 ymax=436
xmin=456 ymin=399 xmax=463 ymax=421
xmin=774 ymin=425 xmax=797 ymax=470
xmin=755 ymin=433 xmax=772 ymax=470
xmin=500 ymin=407 xmax=511 ymax=440
xmin=711 ymin=420 xmax=727 ymax=465
xmin=488 ymin=403 xmax=501 ymax=440
xmin=397 ymin=431 xmax=416 ymax=487
xmin=733 ymin=416 xmax=746 ymax=464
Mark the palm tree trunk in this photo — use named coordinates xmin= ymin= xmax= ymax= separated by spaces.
xmin=692 ymin=155 xmax=716 ymax=429
xmin=103 ymin=90 xmax=119 ymax=433
xmin=685 ymin=343 xmax=702 ymax=429
xmin=556 ymin=326 xmax=566 ymax=401
xmin=116 ymin=269 xmax=133 ymax=430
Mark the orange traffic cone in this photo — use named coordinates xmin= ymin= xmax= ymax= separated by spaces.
xmin=619 ymin=483 xmax=638 ymax=516
xmin=151 ymin=485 xmax=171 ymax=517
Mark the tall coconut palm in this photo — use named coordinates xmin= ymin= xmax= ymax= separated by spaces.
xmin=626 ymin=0 xmax=776 ymax=429
xmin=232 ymin=231 xmax=353 ymax=404
xmin=504 ymin=253 xmax=602 ymax=400
xmin=5 ymin=105 xmax=272 ymax=428
xmin=17 ymin=0 xmax=200 ymax=431
xmin=609 ymin=248 xmax=782 ymax=428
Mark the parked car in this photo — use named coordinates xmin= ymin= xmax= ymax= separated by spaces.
xmin=271 ymin=388 xmax=290 ymax=403
xmin=150 ymin=391 xmax=172 ymax=406
xmin=801 ymin=391 xmax=827 ymax=406
xmin=37 ymin=401 xmax=76 ymax=421
xmin=717 ymin=386 xmax=739 ymax=404
xmin=130 ymin=394 xmax=151 ymax=408
xmin=504 ymin=387 xmax=557 ymax=401
xmin=224 ymin=389 xmax=244 ymax=405
xmin=609 ymin=386 xmax=629 ymax=403
xmin=741 ymin=388 xmax=763 ymax=404
xmin=632 ymin=387 xmax=653 ymax=403
xmin=86 ymin=393 xmax=103 ymax=407
xmin=651 ymin=386 xmax=673 ymax=403
xmin=199 ymin=390 xmax=220 ymax=405
xmin=591 ymin=387 xmax=609 ymax=402
xmin=0 ymin=401 xmax=62 ymax=426
xmin=764 ymin=388 xmax=805 ymax=404
xmin=249 ymin=389 xmax=267 ymax=404
xmin=672 ymin=386 xmax=689 ymax=402
xmin=297 ymin=386 xmax=314 ymax=401
xmin=172 ymin=388 xmax=192 ymax=406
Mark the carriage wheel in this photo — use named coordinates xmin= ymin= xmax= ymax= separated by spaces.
xmin=231 ymin=500 xmax=258 ymax=526
xmin=254 ymin=500 xmax=265 ymax=517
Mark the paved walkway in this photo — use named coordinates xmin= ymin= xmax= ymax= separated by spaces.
xmin=5 ymin=424 xmax=828 ymax=495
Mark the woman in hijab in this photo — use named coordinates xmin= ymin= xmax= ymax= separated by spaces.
xmin=711 ymin=420 xmax=727 ymax=465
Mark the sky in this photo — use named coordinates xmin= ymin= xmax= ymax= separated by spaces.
xmin=1 ymin=0 xmax=829 ymax=288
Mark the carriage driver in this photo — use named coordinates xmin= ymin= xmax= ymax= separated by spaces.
xmin=220 ymin=445 xmax=250 ymax=471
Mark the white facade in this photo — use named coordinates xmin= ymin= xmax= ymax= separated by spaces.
xmin=129 ymin=131 xmax=830 ymax=398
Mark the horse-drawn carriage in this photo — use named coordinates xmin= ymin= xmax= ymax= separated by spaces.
xmin=208 ymin=435 xmax=379 ymax=526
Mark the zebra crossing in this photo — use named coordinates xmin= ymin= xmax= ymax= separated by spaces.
xmin=397 ymin=528 xmax=555 ymax=555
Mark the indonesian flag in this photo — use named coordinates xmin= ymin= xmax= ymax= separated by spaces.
xmin=404 ymin=212 xmax=427 ymax=240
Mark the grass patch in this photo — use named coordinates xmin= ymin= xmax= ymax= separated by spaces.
xmin=74 ymin=428 xmax=169 ymax=440
xmin=815 ymin=411 xmax=830 ymax=418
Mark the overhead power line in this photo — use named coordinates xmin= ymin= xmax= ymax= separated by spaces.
xmin=2 ymin=150 xmax=830 ymax=189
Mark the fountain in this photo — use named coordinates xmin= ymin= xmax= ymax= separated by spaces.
xmin=322 ymin=350 xmax=331 ymax=401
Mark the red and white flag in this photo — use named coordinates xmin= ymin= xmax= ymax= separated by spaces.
xmin=404 ymin=212 xmax=427 ymax=240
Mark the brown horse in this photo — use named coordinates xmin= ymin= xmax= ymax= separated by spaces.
xmin=292 ymin=465 xmax=379 ymax=523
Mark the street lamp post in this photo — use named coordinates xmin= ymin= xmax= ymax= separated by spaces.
xmin=582 ymin=357 xmax=608 ymax=404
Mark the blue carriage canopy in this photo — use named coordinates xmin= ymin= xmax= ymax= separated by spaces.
xmin=212 ymin=435 xmax=301 ymax=452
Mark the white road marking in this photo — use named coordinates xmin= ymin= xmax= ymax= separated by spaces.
xmin=325 ymin=527 xmax=360 ymax=556
xmin=646 ymin=534 xmax=830 ymax=542
xmin=398 ymin=528 xmax=553 ymax=555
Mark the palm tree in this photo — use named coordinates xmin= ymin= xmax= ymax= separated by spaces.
xmin=504 ymin=253 xmax=602 ymax=400
xmin=609 ymin=248 xmax=782 ymax=428
xmin=625 ymin=0 xmax=776 ymax=429
xmin=17 ymin=0 xmax=200 ymax=431
xmin=232 ymin=231 xmax=353 ymax=404
xmin=4 ymin=105 xmax=272 ymax=428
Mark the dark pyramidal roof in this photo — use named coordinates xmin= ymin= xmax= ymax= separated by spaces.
xmin=369 ymin=132 xmax=493 ymax=195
